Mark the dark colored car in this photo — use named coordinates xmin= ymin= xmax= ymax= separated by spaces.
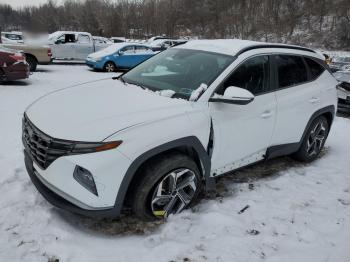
xmin=334 ymin=71 xmax=350 ymax=113
xmin=0 ymin=47 xmax=29 ymax=82
xmin=329 ymin=56 xmax=350 ymax=72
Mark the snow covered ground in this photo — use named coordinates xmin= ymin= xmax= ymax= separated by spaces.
xmin=1 ymin=64 xmax=350 ymax=262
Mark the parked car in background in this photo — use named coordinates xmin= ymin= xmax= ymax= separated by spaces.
xmin=93 ymin=36 xmax=113 ymax=46
xmin=147 ymin=36 xmax=169 ymax=43
xmin=1 ymin=31 xmax=24 ymax=44
xmin=23 ymin=40 xmax=337 ymax=220
xmin=86 ymin=43 xmax=156 ymax=72
xmin=1 ymin=43 xmax=52 ymax=71
xmin=329 ymin=56 xmax=350 ymax=72
xmin=148 ymin=39 xmax=187 ymax=51
xmin=334 ymin=70 xmax=350 ymax=113
xmin=0 ymin=46 xmax=29 ymax=82
xmin=48 ymin=31 xmax=112 ymax=60
xmin=110 ymin=37 xmax=126 ymax=43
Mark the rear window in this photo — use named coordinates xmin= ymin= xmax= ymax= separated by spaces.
xmin=305 ymin=57 xmax=325 ymax=80
xmin=275 ymin=55 xmax=308 ymax=88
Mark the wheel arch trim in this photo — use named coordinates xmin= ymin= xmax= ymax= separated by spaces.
xmin=113 ymin=136 xmax=213 ymax=215
xmin=266 ymin=105 xmax=335 ymax=159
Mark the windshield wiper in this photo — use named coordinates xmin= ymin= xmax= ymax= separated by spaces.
xmin=131 ymin=82 xmax=147 ymax=90
xmin=112 ymin=75 xmax=127 ymax=85
xmin=113 ymin=75 xmax=148 ymax=90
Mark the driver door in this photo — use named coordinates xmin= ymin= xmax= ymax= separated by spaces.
xmin=52 ymin=34 xmax=76 ymax=59
xmin=209 ymin=55 xmax=277 ymax=174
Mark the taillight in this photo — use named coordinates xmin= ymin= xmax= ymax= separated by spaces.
xmin=10 ymin=53 xmax=25 ymax=62
xmin=47 ymin=48 xmax=52 ymax=57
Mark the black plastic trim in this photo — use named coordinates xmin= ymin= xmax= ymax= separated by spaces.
xmin=112 ymin=136 xmax=214 ymax=215
xmin=266 ymin=105 xmax=335 ymax=159
xmin=209 ymin=97 xmax=254 ymax=105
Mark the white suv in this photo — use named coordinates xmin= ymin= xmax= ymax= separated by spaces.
xmin=23 ymin=40 xmax=338 ymax=220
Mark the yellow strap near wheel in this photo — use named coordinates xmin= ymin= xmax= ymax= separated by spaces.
xmin=153 ymin=210 xmax=166 ymax=217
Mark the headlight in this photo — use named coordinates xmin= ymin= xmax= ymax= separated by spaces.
xmin=95 ymin=57 xmax=103 ymax=62
xmin=72 ymin=141 xmax=122 ymax=154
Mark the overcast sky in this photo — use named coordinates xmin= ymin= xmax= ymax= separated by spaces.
xmin=0 ymin=0 xmax=63 ymax=8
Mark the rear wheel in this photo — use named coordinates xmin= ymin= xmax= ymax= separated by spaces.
xmin=292 ymin=116 xmax=329 ymax=162
xmin=103 ymin=61 xmax=116 ymax=72
xmin=131 ymin=153 xmax=202 ymax=221
xmin=26 ymin=55 xmax=37 ymax=72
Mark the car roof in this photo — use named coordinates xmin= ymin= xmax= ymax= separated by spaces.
xmin=176 ymin=39 xmax=320 ymax=58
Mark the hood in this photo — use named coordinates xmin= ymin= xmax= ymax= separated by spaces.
xmin=25 ymin=78 xmax=191 ymax=141
xmin=88 ymin=43 xmax=126 ymax=59
xmin=88 ymin=49 xmax=114 ymax=59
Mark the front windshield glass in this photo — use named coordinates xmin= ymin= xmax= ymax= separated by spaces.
xmin=122 ymin=48 xmax=235 ymax=99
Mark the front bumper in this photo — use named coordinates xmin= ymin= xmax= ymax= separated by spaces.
xmin=85 ymin=58 xmax=104 ymax=70
xmin=23 ymin=143 xmax=132 ymax=218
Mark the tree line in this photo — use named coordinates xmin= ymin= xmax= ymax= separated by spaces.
xmin=0 ymin=0 xmax=349 ymax=49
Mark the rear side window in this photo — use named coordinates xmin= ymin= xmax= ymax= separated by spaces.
xmin=305 ymin=57 xmax=325 ymax=80
xmin=275 ymin=55 xmax=308 ymax=88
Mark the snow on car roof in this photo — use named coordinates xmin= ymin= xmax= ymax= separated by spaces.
xmin=176 ymin=39 xmax=319 ymax=57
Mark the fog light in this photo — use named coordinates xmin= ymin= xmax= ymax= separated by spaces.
xmin=73 ymin=166 xmax=98 ymax=196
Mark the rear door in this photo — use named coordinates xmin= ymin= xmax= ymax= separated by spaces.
xmin=133 ymin=46 xmax=153 ymax=66
xmin=270 ymin=54 xmax=322 ymax=146
xmin=116 ymin=45 xmax=135 ymax=68
xmin=75 ymin=34 xmax=93 ymax=60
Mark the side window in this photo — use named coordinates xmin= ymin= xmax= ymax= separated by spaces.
xmin=64 ymin=34 xmax=76 ymax=43
xmin=135 ymin=46 xmax=149 ymax=53
xmin=78 ymin=34 xmax=90 ymax=44
xmin=304 ymin=57 xmax=325 ymax=80
xmin=275 ymin=55 xmax=308 ymax=88
xmin=222 ymin=55 xmax=270 ymax=95
xmin=121 ymin=46 xmax=135 ymax=54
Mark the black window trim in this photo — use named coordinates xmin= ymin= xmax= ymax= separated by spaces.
xmin=271 ymin=53 xmax=327 ymax=92
xmin=212 ymin=53 xmax=273 ymax=97
xmin=304 ymin=56 xmax=327 ymax=82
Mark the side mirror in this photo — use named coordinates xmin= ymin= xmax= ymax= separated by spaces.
xmin=209 ymin=86 xmax=254 ymax=105
xmin=118 ymin=50 xmax=124 ymax=56
xmin=55 ymin=40 xmax=61 ymax=44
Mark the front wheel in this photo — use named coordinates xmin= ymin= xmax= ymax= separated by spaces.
xmin=103 ymin=61 xmax=116 ymax=72
xmin=292 ymin=116 xmax=329 ymax=162
xmin=131 ymin=153 xmax=202 ymax=221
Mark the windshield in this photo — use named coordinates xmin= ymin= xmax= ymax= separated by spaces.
xmin=122 ymin=48 xmax=234 ymax=99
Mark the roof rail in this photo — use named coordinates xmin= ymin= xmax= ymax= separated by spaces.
xmin=236 ymin=44 xmax=316 ymax=57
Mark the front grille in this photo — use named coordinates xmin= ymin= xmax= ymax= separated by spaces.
xmin=22 ymin=115 xmax=73 ymax=170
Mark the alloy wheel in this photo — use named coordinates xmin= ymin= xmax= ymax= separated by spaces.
xmin=151 ymin=168 xmax=198 ymax=218
xmin=105 ymin=63 xmax=115 ymax=72
xmin=306 ymin=120 xmax=327 ymax=157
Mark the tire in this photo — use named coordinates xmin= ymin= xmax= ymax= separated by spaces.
xmin=292 ymin=116 xmax=329 ymax=162
xmin=103 ymin=61 xmax=116 ymax=72
xmin=131 ymin=153 xmax=202 ymax=221
xmin=26 ymin=55 xmax=37 ymax=72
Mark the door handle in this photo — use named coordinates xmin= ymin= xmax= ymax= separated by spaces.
xmin=261 ymin=110 xmax=273 ymax=119
xmin=309 ymin=97 xmax=320 ymax=104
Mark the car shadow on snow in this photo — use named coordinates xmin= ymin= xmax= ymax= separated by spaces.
xmin=55 ymin=151 xmax=329 ymax=236
xmin=34 ymin=68 xmax=53 ymax=73
xmin=0 ymin=80 xmax=30 ymax=86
